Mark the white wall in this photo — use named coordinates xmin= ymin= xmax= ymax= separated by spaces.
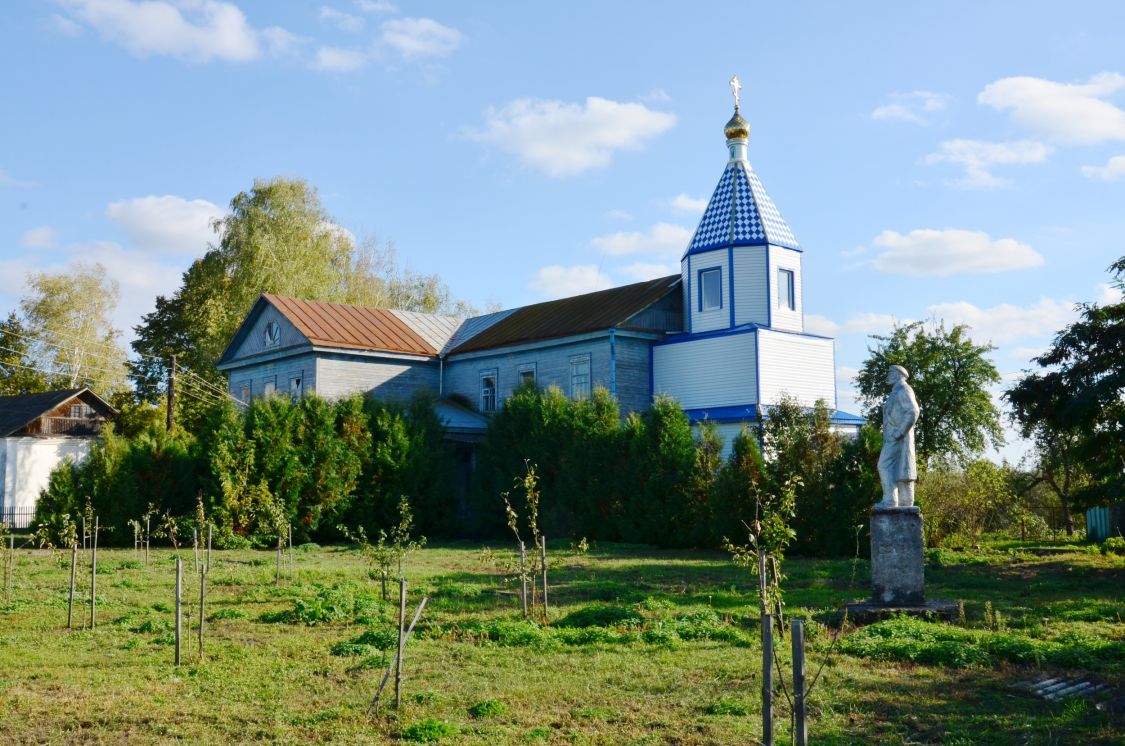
xmin=683 ymin=249 xmax=730 ymax=333
xmin=768 ymin=245 xmax=804 ymax=333
xmin=653 ymin=332 xmax=757 ymax=409
xmin=1 ymin=438 xmax=93 ymax=524
xmin=733 ymin=245 xmax=768 ymax=327
xmin=757 ymin=330 xmax=836 ymax=408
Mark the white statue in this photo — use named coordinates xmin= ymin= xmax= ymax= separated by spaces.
xmin=877 ymin=365 xmax=920 ymax=508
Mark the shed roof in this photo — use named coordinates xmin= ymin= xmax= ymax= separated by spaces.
xmin=448 ymin=275 xmax=681 ymax=355
xmin=264 ymin=294 xmax=437 ymax=356
xmin=0 ymin=388 xmax=116 ymax=437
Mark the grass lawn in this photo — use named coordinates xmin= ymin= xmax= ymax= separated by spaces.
xmin=0 ymin=537 xmax=1122 ymax=744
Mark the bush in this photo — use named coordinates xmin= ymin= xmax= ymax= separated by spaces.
xmin=260 ymin=583 xmax=383 ymax=626
xmin=401 ymin=718 xmax=456 ymax=742
xmin=1101 ymin=536 xmax=1125 ymax=555
xmin=555 ymin=604 xmax=644 ymax=629
xmin=467 ymin=700 xmax=507 ymax=719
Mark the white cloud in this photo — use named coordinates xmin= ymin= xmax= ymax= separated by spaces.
xmin=57 ymin=0 xmax=263 ymax=62
xmin=530 ymin=265 xmax=612 ymax=298
xmin=1098 ymin=282 xmax=1124 ymax=305
xmin=839 ymin=245 xmax=867 ymax=258
xmin=867 ymin=229 xmax=1043 ymax=276
xmin=261 ymin=26 xmax=304 ymax=57
xmin=640 ymin=89 xmax=671 ymax=103
xmin=468 ymin=97 xmax=676 ymax=177
xmin=355 ymin=0 xmax=397 ymax=12
xmin=312 ymin=45 xmax=368 ymax=72
xmin=589 ymin=222 xmax=691 ymax=257
xmin=978 ymin=72 xmax=1125 ymax=145
xmin=48 ymin=12 xmax=83 ymax=37
xmin=0 ymin=167 xmax=36 ymax=189
xmin=618 ymin=262 xmax=675 ymax=282
xmin=1081 ymin=154 xmax=1125 ymax=181
xmin=871 ymin=91 xmax=951 ymax=125
xmin=105 ymin=195 xmax=223 ymax=255
xmin=20 ymin=226 xmax=57 ymax=249
xmin=380 ymin=17 xmax=462 ymax=59
xmin=923 ymin=139 xmax=1051 ymax=188
xmin=807 ymin=312 xmax=901 ymax=338
xmin=605 ymin=209 xmax=633 ymax=221
xmin=670 ymin=193 xmax=707 ymax=213
xmin=319 ymin=6 xmax=365 ymax=32
xmin=927 ymin=298 xmax=1076 ymax=345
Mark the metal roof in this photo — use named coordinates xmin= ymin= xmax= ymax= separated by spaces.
xmin=388 ymin=310 xmax=462 ymax=353
xmin=448 ymin=275 xmax=681 ymax=355
xmin=265 ymin=294 xmax=437 ymax=356
xmin=0 ymin=388 xmax=116 ymax=437
xmin=684 ymin=159 xmax=800 ymax=257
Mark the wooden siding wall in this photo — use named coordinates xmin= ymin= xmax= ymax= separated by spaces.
xmin=229 ymin=304 xmax=307 ymax=361
xmin=226 ymin=352 xmax=320 ymax=400
xmin=768 ymin=245 xmax=804 ymax=333
xmin=652 ymin=332 xmax=757 ymax=409
xmin=757 ymin=330 xmax=835 ymax=408
xmin=315 ymin=354 xmax=439 ymax=401
xmin=445 ymin=335 xmax=654 ymax=415
xmin=684 ymin=249 xmax=730 ymax=333
xmin=733 ymin=245 xmax=769 ymax=327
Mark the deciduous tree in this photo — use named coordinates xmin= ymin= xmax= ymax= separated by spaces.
xmin=856 ymin=320 xmax=1002 ymax=468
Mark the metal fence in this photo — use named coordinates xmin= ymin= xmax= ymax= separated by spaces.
xmin=0 ymin=508 xmax=36 ymax=530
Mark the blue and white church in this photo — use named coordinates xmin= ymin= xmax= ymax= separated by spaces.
xmin=219 ymin=89 xmax=863 ymax=448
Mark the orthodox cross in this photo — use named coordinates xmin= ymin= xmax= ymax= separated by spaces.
xmin=729 ymin=75 xmax=742 ymax=109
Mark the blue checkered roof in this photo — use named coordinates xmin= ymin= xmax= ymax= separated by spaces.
xmin=684 ymin=160 xmax=799 ymax=256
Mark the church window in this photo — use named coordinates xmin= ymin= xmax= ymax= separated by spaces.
xmin=699 ymin=268 xmax=722 ymax=311
xmin=480 ymin=370 xmax=497 ymax=412
xmin=238 ymin=382 xmax=251 ymax=403
xmin=289 ymin=373 xmax=303 ymax=399
xmin=263 ymin=377 xmax=276 ymax=397
xmin=569 ymin=354 xmax=591 ymax=399
xmin=517 ymin=363 xmax=536 ymax=387
xmin=778 ymin=268 xmax=795 ymax=310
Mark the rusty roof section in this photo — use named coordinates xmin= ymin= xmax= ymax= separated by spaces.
xmin=265 ymin=294 xmax=437 ymax=356
xmin=449 ymin=275 xmax=680 ymax=355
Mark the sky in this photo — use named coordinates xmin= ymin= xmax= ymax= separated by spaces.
xmin=3 ymin=1 xmax=1125 ymax=462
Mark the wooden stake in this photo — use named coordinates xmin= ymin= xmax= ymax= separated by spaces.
xmin=368 ymin=597 xmax=428 ymax=714
xmin=540 ymin=536 xmax=548 ymax=623
xmin=67 ymin=544 xmax=77 ymax=629
xmin=193 ymin=528 xmax=199 ymax=573
xmin=206 ymin=523 xmax=212 ymax=569
xmin=82 ymin=516 xmax=87 ymax=551
xmin=89 ymin=517 xmax=98 ymax=629
xmin=762 ymin=613 xmax=773 ymax=746
xmin=395 ymin=578 xmax=406 ymax=712
xmin=518 ymin=540 xmax=528 ymax=619
xmin=288 ymin=524 xmax=294 ymax=578
xmin=198 ymin=563 xmax=206 ymax=660
xmin=792 ymin=619 xmax=807 ymax=746
xmin=174 ymin=557 xmax=182 ymax=666
xmin=145 ymin=516 xmax=151 ymax=567
xmin=275 ymin=533 xmax=282 ymax=585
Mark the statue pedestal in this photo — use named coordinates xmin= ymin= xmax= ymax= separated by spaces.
xmin=844 ymin=505 xmax=957 ymax=625
xmin=871 ymin=506 xmax=924 ymax=605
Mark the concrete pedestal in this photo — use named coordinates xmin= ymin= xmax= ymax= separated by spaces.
xmin=870 ymin=506 xmax=924 ymax=605
xmin=844 ymin=505 xmax=957 ymax=626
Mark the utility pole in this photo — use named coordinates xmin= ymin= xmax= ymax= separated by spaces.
xmin=166 ymin=354 xmax=176 ymax=432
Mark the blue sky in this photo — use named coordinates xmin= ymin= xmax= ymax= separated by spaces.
xmin=3 ymin=1 xmax=1125 ymax=461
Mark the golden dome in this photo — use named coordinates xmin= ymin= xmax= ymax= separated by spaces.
xmin=724 ymin=108 xmax=750 ymax=141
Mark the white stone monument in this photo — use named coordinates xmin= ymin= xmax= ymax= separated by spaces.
xmin=848 ymin=365 xmax=956 ymax=623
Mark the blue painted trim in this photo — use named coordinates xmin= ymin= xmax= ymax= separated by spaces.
xmin=682 ymin=240 xmax=803 ymax=259
xmin=681 ymin=403 xmax=866 ymax=426
xmin=654 ymin=324 xmax=761 ymax=347
xmin=727 ymin=246 xmax=736 ymax=328
xmin=754 ymin=329 xmax=762 ymax=405
xmin=609 ymin=328 xmax=617 ymax=398
xmin=757 ymin=326 xmax=836 ymax=342
xmin=765 ymin=245 xmax=772 ymax=328
xmin=696 ymin=265 xmax=722 ymax=313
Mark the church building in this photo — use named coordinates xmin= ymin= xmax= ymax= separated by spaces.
xmin=218 ymin=94 xmax=863 ymax=446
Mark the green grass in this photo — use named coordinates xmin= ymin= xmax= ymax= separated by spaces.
xmin=0 ymin=538 xmax=1121 ymax=743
